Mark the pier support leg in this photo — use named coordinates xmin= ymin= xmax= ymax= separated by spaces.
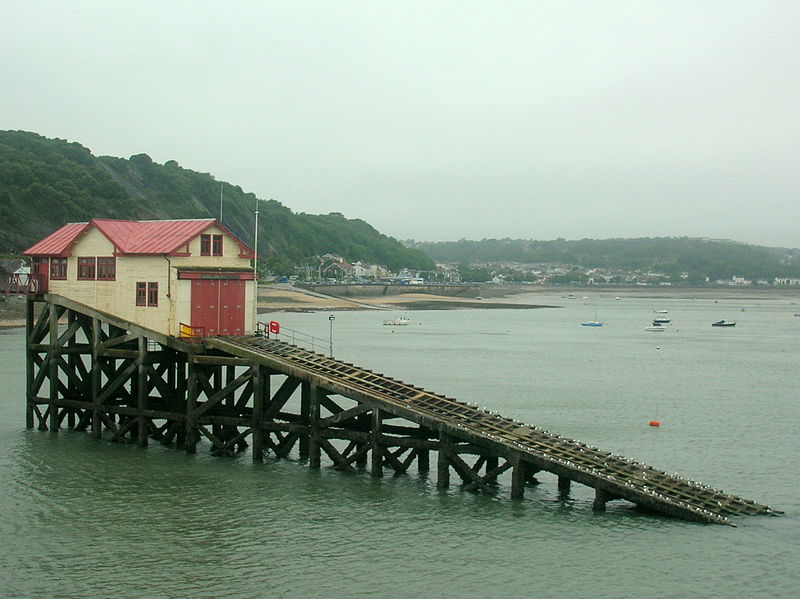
xmin=252 ymin=365 xmax=265 ymax=461
xmin=593 ymin=487 xmax=610 ymax=511
xmin=48 ymin=303 xmax=59 ymax=432
xmin=371 ymin=408 xmax=383 ymax=477
xmin=90 ymin=318 xmax=101 ymax=439
xmin=418 ymin=449 xmax=430 ymax=473
xmin=355 ymin=413 xmax=369 ymax=468
xmin=558 ymin=476 xmax=571 ymax=497
xmin=437 ymin=432 xmax=451 ymax=489
xmin=185 ymin=360 xmax=198 ymax=454
xmin=25 ymin=298 xmax=35 ymax=429
xmin=136 ymin=335 xmax=148 ymax=447
xmin=308 ymin=384 xmax=321 ymax=468
xmin=298 ymin=381 xmax=310 ymax=460
xmin=175 ymin=356 xmax=187 ymax=447
xmin=511 ymin=456 xmax=528 ymax=499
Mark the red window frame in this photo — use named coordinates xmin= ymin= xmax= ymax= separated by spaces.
xmin=136 ymin=282 xmax=147 ymax=306
xmin=50 ymin=257 xmax=67 ymax=280
xmin=200 ymin=234 xmax=211 ymax=256
xmin=147 ymin=282 xmax=158 ymax=307
xmin=97 ymin=257 xmax=116 ymax=280
xmin=212 ymin=234 xmax=223 ymax=256
xmin=78 ymin=257 xmax=96 ymax=280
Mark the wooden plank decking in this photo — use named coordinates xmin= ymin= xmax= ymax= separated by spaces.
xmin=24 ymin=294 xmax=778 ymax=526
xmin=210 ymin=335 xmax=777 ymax=525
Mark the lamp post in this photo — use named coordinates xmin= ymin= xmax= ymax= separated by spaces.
xmin=328 ymin=314 xmax=335 ymax=357
xmin=253 ymin=198 xmax=271 ymax=331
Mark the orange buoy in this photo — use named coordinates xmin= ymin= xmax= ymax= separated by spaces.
xmin=649 ymin=420 xmax=661 ymax=427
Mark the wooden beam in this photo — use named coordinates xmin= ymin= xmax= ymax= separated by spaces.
xmin=317 ymin=402 xmax=371 ymax=428
xmin=192 ymin=355 xmax=251 ymax=367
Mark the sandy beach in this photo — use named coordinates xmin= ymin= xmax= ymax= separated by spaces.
xmin=256 ymin=283 xmax=800 ymax=313
xmin=2 ymin=284 xmax=798 ymax=329
xmin=256 ymin=284 xmax=561 ymax=313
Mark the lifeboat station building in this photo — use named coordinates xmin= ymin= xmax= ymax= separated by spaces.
xmin=23 ymin=219 xmax=256 ymax=337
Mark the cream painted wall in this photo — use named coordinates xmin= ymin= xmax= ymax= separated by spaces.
xmin=46 ymin=225 xmax=254 ymax=337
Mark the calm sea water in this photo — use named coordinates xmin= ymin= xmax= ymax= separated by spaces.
xmin=1 ymin=292 xmax=798 ymax=598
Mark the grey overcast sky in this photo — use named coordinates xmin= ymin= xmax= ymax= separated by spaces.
xmin=1 ymin=1 xmax=798 ymax=247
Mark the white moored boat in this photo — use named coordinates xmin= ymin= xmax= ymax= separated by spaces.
xmin=383 ymin=316 xmax=410 ymax=326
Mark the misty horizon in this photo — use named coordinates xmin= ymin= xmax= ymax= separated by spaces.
xmin=2 ymin=2 xmax=798 ymax=248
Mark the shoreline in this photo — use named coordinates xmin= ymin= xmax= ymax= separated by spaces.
xmin=2 ymin=284 xmax=798 ymax=329
xmin=255 ymin=283 xmax=800 ymax=314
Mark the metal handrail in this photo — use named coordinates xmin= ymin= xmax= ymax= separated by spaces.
xmin=0 ymin=273 xmax=48 ymax=295
xmin=179 ymin=322 xmax=206 ymax=342
xmin=256 ymin=320 xmax=330 ymax=354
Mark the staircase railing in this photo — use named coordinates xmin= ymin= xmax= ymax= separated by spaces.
xmin=256 ymin=320 xmax=330 ymax=354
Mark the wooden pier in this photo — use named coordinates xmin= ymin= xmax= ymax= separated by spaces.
xmin=25 ymin=294 xmax=778 ymax=525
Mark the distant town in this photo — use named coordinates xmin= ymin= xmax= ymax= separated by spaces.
xmin=281 ymin=254 xmax=800 ymax=287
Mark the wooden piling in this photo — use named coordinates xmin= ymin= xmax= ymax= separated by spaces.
xmin=19 ymin=295 xmax=776 ymax=526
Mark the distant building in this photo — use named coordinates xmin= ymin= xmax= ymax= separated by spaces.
xmin=23 ymin=218 xmax=255 ymax=337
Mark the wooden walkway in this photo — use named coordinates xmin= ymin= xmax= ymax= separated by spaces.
xmin=210 ymin=335 xmax=776 ymax=525
xmin=25 ymin=294 xmax=778 ymax=526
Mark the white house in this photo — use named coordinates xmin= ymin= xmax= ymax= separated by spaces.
xmin=24 ymin=218 xmax=256 ymax=337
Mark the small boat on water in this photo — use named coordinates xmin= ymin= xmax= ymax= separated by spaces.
xmin=645 ymin=325 xmax=665 ymax=332
xmin=383 ymin=316 xmax=410 ymax=326
xmin=653 ymin=317 xmax=671 ymax=324
xmin=654 ymin=309 xmax=668 ymax=314
xmin=712 ymin=320 xmax=736 ymax=327
xmin=581 ymin=306 xmax=604 ymax=326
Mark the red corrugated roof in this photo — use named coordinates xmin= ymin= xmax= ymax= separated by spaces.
xmin=23 ymin=222 xmax=90 ymax=256
xmin=93 ymin=219 xmax=218 ymax=254
xmin=24 ymin=219 xmax=254 ymax=257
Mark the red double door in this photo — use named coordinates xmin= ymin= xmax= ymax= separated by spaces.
xmin=190 ymin=279 xmax=245 ymax=336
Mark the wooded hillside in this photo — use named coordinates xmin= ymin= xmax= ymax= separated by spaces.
xmin=0 ymin=131 xmax=434 ymax=273
xmin=413 ymin=237 xmax=800 ymax=282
